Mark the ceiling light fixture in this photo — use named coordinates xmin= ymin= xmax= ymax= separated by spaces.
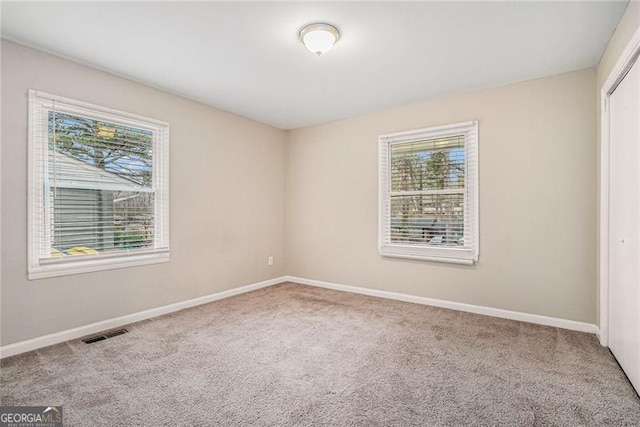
xmin=298 ymin=23 xmax=340 ymax=56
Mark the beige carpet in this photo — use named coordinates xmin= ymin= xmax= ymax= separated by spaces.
xmin=1 ymin=282 xmax=639 ymax=426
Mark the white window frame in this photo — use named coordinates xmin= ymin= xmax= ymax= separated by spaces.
xmin=378 ymin=120 xmax=479 ymax=264
xmin=28 ymin=90 xmax=170 ymax=280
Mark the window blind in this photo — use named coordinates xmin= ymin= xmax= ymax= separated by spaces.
xmin=378 ymin=121 xmax=478 ymax=263
xmin=28 ymin=90 xmax=170 ymax=278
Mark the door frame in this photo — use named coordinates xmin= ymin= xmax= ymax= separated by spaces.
xmin=599 ymin=26 xmax=640 ymax=347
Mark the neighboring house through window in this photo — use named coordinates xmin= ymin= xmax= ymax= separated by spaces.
xmin=378 ymin=121 xmax=478 ymax=264
xmin=28 ymin=90 xmax=170 ymax=279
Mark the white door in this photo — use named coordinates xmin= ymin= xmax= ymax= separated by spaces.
xmin=609 ymin=56 xmax=640 ymax=394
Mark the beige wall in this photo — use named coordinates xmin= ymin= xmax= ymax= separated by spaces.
xmin=1 ymin=40 xmax=287 ymax=346
xmin=286 ymin=68 xmax=597 ymax=323
xmin=595 ymin=1 xmax=640 ymax=327
xmin=0 ymin=34 xmax=608 ymax=346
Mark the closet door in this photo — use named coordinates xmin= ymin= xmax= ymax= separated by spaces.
xmin=609 ymin=56 xmax=640 ymax=394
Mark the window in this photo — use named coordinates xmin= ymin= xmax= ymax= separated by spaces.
xmin=378 ymin=121 xmax=478 ymax=264
xmin=28 ymin=90 xmax=170 ymax=279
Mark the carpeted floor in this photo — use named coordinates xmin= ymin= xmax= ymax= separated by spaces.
xmin=1 ymin=282 xmax=639 ymax=426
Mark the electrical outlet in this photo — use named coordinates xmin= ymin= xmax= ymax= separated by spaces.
xmin=268 ymin=256 xmax=274 ymax=266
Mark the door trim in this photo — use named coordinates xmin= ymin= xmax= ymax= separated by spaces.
xmin=599 ymin=26 xmax=640 ymax=347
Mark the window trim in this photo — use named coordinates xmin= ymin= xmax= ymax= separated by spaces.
xmin=378 ymin=120 xmax=479 ymax=264
xmin=27 ymin=90 xmax=170 ymax=280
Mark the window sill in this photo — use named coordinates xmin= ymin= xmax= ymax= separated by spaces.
xmin=28 ymin=251 xmax=170 ymax=280
xmin=379 ymin=245 xmax=476 ymax=265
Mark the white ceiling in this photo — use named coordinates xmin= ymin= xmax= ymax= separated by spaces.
xmin=1 ymin=1 xmax=627 ymax=130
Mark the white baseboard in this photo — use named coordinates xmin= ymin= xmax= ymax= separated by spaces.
xmin=0 ymin=276 xmax=287 ymax=359
xmin=285 ymin=276 xmax=599 ymax=335
xmin=2 ymin=274 xmax=599 ymax=358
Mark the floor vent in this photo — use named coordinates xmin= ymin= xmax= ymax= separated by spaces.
xmin=82 ymin=328 xmax=128 ymax=344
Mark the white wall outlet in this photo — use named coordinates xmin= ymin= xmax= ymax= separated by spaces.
xmin=268 ymin=256 xmax=274 ymax=266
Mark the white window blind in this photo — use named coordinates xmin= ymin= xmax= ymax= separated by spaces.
xmin=378 ymin=121 xmax=478 ymax=264
xmin=28 ymin=90 xmax=170 ymax=279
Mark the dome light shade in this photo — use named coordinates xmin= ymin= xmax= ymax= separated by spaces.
xmin=299 ymin=23 xmax=340 ymax=56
